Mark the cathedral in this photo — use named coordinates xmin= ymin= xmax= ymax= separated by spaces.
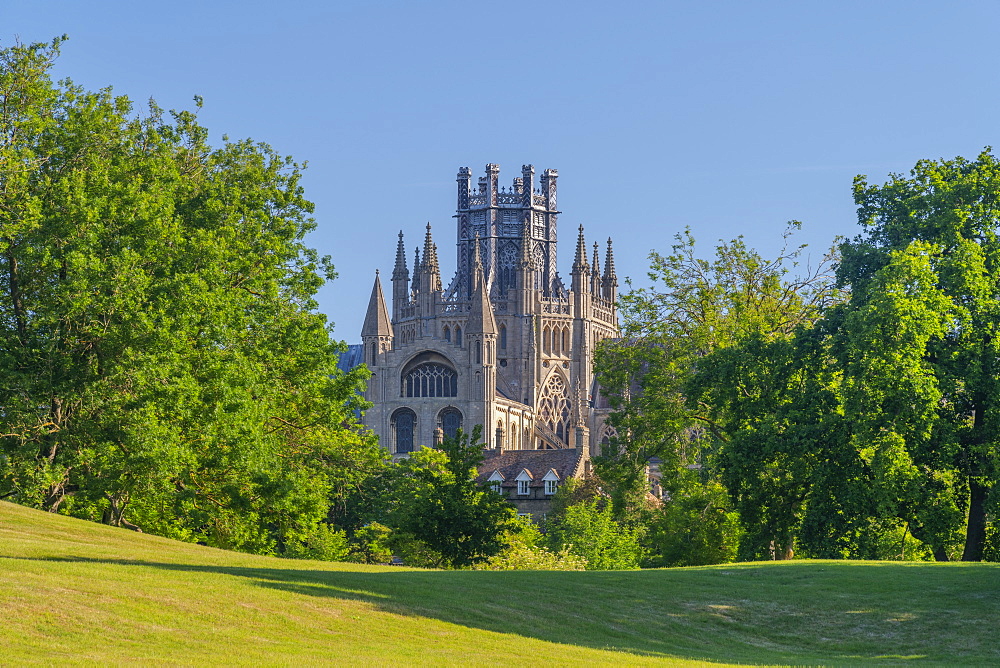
xmin=358 ymin=164 xmax=620 ymax=471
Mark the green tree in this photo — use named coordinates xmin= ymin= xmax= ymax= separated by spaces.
xmin=472 ymin=515 xmax=588 ymax=571
xmin=646 ymin=478 xmax=741 ymax=567
xmin=836 ymin=151 xmax=1000 ymax=560
xmin=385 ymin=426 xmax=518 ymax=568
xmin=594 ymin=226 xmax=841 ymax=554
xmin=0 ymin=38 xmax=382 ymax=554
xmin=545 ymin=498 xmax=644 ymax=570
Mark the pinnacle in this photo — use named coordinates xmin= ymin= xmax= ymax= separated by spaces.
xmin=392 ymin=231 xmax=408 ymax=280
xmin=603 ymin=237 xmax=618 ymax=287
xmin=362 ymin=271 xmax=393 ymax=338
xmin=423 ymin=223 xmax=440 ymax=271
xmin=573 ymin=225 xmax=589 ymax=272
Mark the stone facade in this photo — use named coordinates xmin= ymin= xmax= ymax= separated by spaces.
xmin=359 ymin=164 xmax=619 ymax=466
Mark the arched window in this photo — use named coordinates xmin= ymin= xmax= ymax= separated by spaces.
xmin=392 ymin=408 xmax=417 ymax=454
xmin=553 ymin=327 xmax=561 ymax=356
xmin=543 ymin=326 xmax=551 ymax=354
xmin=475 ymin=340 xmax=482 ymax=364
xmin=499 ymin=324 xmax=507 ymax=349
xmin=444 ymin=326 xmax=451 ymax=342
xmin=562 ymin=328 xmax=569 ymax=355
xmin=538 ymin=373 xmax=571 ymax=446
xmin=370 ymin=342 xmax=377 ymax=366
xmin=496 ymin=421 xmax=504 ymax=450
xmin=456 ymin=326 xmax=463 ymax=347
xmin=439 ymin=407 xmax=462 ymax=440
xmin=402 ymin=355 xmax=458 ymax=398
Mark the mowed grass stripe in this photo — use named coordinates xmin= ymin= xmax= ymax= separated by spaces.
xmin=2 ymin=501 xmax=997 ymax=666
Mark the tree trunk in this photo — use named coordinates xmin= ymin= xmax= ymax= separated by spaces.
xmin=933 ymin=545 xmax=949 ymax=562
xmin=962 ymin=477 xmax=988 ymax=561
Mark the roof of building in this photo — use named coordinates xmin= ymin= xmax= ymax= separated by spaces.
xmin=476 ymin=447 xmax=585 ymax=489
xmin=337 ymin=344 xmax=365 ymax=373
xmin=361 ymin=272 xmax=393 ymax=338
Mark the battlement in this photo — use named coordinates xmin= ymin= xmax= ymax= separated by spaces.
xmin=457 ymin=163 xmax=557 ymax=211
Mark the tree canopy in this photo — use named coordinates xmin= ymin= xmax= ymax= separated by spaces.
xmin=0 ymin=37 xmax=381 ymax=554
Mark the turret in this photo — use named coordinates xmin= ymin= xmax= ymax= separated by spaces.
xmin=457 ymin=166 xmax=472 ymax=210
xmin=515 ymin=219 xmax=535 ymax=311
xmin=602 ymin=237 xmax=618 ymax=302
xmin=466 ymin=235 xmax=497 ymax=338
xmin=361 ymin=271 xmax=393 ymax=367
xmin=410 ymin=246 xmax=421 ymax=297
xmin=391 ymin=231 xmax=409 ymax=319
xmin=415 ymin=223 xmax=442 ymax=317
xmin=591 ymin=242 xmax=602 ymax=295
xmin=466 ymin=235 xmax=497 ymax=407
xmin=541 ymin=168 xmax=558 ymax=210
xmin=570 ymin=225 xmax=590 ymax=294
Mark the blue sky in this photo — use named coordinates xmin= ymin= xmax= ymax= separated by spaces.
xmin=7 ymin=1 xmax=1000 ymax=339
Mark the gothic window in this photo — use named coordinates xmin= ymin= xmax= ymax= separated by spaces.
xmin=498 ymin=242 xmax=518 ymax=293
xmin=496 ymin=422 xmax=504 ymax=450
xmin=370 ymin=342 xmax=377 ymax=366
xmin=392 ymin=408 xmax=417 ymax=454
xmin=562 ymin=328 xmax=569 ymax=355
xmin=438 ymin=407 xmax=462 ymax=440
xmin=538 ymin=373 xmax=571 ymax=445
xmin=553 ymin=327 xmax=561 ymax=356
xmin=444 ymin=326 xmax=450 ymax=342
xmin=532 ymin=244 xmax=545 ymax=271
xmin=456 ymin=326 xmax=463 ymax=347
xmin=499 ymin=324 xmax=507 ymax=349
xmin=543 ymin=326 xmax=551 ymax=355
xmin=600 ymin=426 xmax=619 ymax=454
xmin=475 ymin=340 xmax=482 ymax=364
xmin=402 ymin=363 xmax=458 ymax=398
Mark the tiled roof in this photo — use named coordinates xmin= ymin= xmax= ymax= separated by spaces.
xmin=337 ymin=344 xmax=365 ymax=373
xmin=477 ymin=447 xmax=584 ymax=489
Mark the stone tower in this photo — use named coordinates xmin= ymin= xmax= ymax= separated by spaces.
xmin=360 ymin=164 xmax=619 ymax=458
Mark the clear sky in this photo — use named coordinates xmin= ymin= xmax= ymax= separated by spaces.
xmin=7 ymin=1 xmax=1000 ymax=340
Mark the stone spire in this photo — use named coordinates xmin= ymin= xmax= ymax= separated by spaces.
xmin=423 ymin=223 xmax=439 ymax=273
xmin=571 ymin=225 xmax=590 ymax=293
xmin=391 ymin=231 xmax=409 ymax=319
xmin=467 ymin=234 xmax=497 ymax=335
xmin=411 ymin=246 xmax=421 ymax=295
xmin=362 ymin=271 xmax=393 ymax=338
xmin=603 ymin=237 xmax=619 ymax=301
xmin=392 ymin=231 xmax=408 ymax=281
xmin=591 ymin=242 xmax=602 ymax=294
xmin=421 ymin=223 xmax=442 ymax=292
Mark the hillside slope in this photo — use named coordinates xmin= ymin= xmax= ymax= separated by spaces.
xmin=1 ymin=501 xmax=997 ymax=666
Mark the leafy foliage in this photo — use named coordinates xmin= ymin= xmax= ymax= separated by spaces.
xmin=545 ymin=498 xmax=644 ymax=570
xmin=646 ymin=478 xmax=741 ymax=567
xmin=384 ymin=427 xmax=518 ymax=568
xmin=0 ymin=38 xmax=382 ymax=554
xmin=835 ymin=150 xmax=1000 ymax=560
xmin=595 ymin=225 xmax=841 ymax=559
xmin=472 ymin=515 xmax=587 ymax=571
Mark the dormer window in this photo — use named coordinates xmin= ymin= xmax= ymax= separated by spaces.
xmin=487 ymin=470 xmax=504 ymax=494
xmin=542 ymin=469 xmax=560 ymax=496
xmin=515 ymin=469 xmax=532 ymax=496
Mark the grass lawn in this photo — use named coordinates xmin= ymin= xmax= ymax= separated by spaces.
xmin=1 ymin=501 xmax=997 ymax=666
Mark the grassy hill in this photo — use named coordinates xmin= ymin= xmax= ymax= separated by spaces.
xmin=1 ymin=502 xmax=997 ymax=666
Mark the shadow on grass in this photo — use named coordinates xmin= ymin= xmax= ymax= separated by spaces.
xmin=18 ymin=556 xmax=1000 ymax=665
